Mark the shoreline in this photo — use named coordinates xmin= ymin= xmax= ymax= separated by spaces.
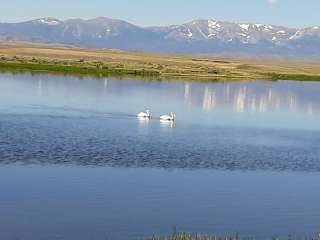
xmin=1 ymin=45 xmax=320 ymax=81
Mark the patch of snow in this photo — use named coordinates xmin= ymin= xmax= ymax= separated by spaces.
xmin=228 ymin=38 xmax=233 ymax=42
xmin=106 ymin=29 xmax=111 ymax=32
xmin=187 ymin=29 xmax=193 ymax=38
xmin=239 ymin=24 xmax=250 ymax=31
xmin=38 ymin=18 xmax=60 ymax=26
xmin=254 ymin=24 xmax=263 ymax=28
xmin=289 ymin=30 xmax=303 ymax=40
xmin=264 ymin=25 xmax=273 ymax=31
xmin=207 ymin=20 xmax=222 ymax=38
xmin=277 ymin=30 xmax=286 ymax=34
xmin=238 ymin=33 xmax=247 ymax=37
xmin=272 ymin=36 xmax=277 ymax=41
xmin=208 ymin=20 xmax=221 ymax=29
xmin=312 ymin=26 xmax=319 ymax=30
xmin=197 ymin=27 xmax=208 ymax=39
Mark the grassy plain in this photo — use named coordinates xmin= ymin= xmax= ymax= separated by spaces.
xmin=0 ymin=45 xmax=320 ymax=81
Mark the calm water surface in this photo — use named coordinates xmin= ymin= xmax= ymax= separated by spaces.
xmin=0 ymin=73 xmax=320 ymax=240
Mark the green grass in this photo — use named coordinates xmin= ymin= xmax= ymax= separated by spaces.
xmin=1 ymin=57 xmax=320 ymax=82
xmin=0 ymin=61 xmax=161 ymax=78
xmin=265 ymin=72 xmax=320 ymax=81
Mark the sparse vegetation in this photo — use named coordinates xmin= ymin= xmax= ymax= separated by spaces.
xmin=151 ymin=232 xmax=239 ymax=240
xmin=150 ymin=232 xmax=320 ymax=240
xmin=0 ymin=45 xmax=320 ymax=81
xmin=266 ymin=72 xmax=320 ymax=81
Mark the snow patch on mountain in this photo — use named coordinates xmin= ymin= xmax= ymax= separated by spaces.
xmin=290 ymin=30 xmax=304 ymax=40
xmin=239 ymin=24 xmax=250 ymax=31
xmin=207 ymin=20 xmax=222 ymax=39
xmin=264 ymin=25 xmax=273 ymax=31
xmin=208 ymin=20 xmax=221 ymax=29
xmin=187 ymin=29 xmax=193 ymax=38
xmin=37 ymin=18 xmax=61 ymax=26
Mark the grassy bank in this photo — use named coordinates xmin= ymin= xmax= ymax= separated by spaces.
xmin=0 ymin=61 xmax=160 ymax=78
xmin=1 ymin=45 xmax=320 ymax=81
xmin=266 ymin=72 xmax=320 ymax=81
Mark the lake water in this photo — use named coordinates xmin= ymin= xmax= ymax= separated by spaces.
xmin=0 ymin=73 xmax=320 ymax=240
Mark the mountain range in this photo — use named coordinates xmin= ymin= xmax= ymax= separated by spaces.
xmin=0 ymin=17 xmax=320 ymax=58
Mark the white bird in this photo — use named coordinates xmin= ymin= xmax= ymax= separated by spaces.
xmin=160 ymin=112 xmax=176 ymax=121
xmin=137 ymin=110 xmax=152 ymax=119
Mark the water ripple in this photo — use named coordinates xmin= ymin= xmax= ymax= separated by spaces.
xmin=1 ymin=113 xmax=320 ymax=172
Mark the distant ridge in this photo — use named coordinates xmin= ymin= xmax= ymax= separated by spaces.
xmin=0 ymin=17 xmax=320 ymax=58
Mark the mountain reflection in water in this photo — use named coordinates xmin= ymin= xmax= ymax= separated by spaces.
xmin=0 ymin=73 xmax=320 ymax=171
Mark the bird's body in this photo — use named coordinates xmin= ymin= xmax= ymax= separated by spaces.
xmin=160 ymin=112 xmax=176 ymax=121
xmin=137 ymin=110 xmax=152 ymax=119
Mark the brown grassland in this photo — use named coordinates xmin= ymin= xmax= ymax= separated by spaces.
xmin=0 ymin=45 xmax=320 ymax=81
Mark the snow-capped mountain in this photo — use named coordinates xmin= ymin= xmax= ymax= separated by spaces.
xmin=0 ymin=17 xmax=320 ymax=58
xmin=154 ymin=19 xmax=296 ymax=44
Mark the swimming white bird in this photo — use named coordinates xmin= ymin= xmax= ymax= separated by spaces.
xmin=160 ymin=112 xmax=176 ymax=121
xmin=137 ymin=110 xmax=152 ymax=119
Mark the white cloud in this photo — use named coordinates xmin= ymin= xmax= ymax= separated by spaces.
xmin=267 ymin=0 xmax=278 ymax=4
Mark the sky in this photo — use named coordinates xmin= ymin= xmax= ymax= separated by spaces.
xmin=0 ymin=0 xmax=319 ymax=28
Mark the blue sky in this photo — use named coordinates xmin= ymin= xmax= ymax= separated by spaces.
xmin=1 ymin=0 xmax=319 ymax=28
